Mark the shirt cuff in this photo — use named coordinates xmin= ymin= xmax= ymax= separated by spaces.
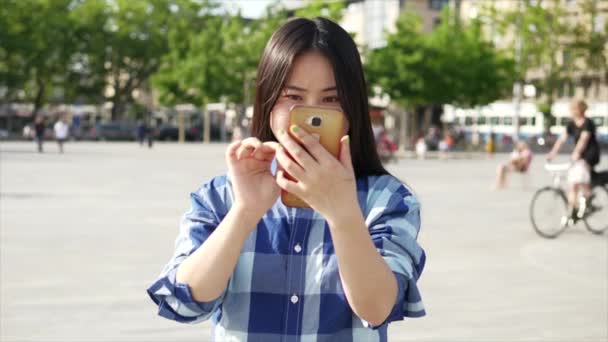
xmin=147 ymin=266 xmax=223 ymax=323
xmin=360 ymin=272 xmax=407 ymax=329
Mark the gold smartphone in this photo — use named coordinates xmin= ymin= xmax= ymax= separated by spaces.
xmin=280 ymin=105 xmax=346 ymax=208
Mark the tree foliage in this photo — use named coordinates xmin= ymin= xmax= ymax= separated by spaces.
xmin=366 ymin=8 xmax=515 ymax=109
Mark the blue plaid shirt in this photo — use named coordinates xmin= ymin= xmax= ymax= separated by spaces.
xmin=147 ymin=173 xmax=426 ymax=341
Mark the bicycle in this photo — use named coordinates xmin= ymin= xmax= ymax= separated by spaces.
xmin=529 ymin=163 xmax=608 ymax=238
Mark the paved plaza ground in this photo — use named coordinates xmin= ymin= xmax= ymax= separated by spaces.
xmin=1 ymin=141 xmax=607 ymax=341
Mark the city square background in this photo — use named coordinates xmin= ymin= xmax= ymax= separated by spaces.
xmin=1 ymin=142 xmax=606 ymax=341
xmin=1 ymin=0 xmax=608 ymax=341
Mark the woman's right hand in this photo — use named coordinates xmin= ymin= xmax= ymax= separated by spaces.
xmin=226 ymin=138 xmax=280 ymax=220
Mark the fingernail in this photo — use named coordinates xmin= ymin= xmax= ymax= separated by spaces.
xmin=342 ymin=135 xmax=350 ymax=143
xmin=290 ymin=125 xmax=299 ymax=134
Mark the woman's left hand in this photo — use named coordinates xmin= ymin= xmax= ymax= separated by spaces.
xmin=274 ymin=125 xmax=358 ymax=223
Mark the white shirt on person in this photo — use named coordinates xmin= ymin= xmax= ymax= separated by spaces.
xmin=54 ymin=121 xmax=69 ymax=139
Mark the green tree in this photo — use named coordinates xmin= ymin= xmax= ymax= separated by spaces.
xmin=425 ymin=10 xmax=515 ymax=107
xmin=571 ymin=0 xmax=607 ymax=95
xmin=152 ymin=0 xmax=345 ymax=142
xmin=295 ymin=0 xmax=345 ymax=22
xmin=488 ymin=0 xmax=574 ymax=108
xmin=0 ymin=0 xmax=76 ymax=114
xmin=365 ymin=12 xmax=427 ymax=109
xmin=153 ymin=7 xmax=225 ymax=107
xmin=366 ymin=9 xmax=514 ymax=122
xmin=70 ymin=0 xmax=202 ymax=119
xmin=366 ymin=8 xmax=515 ymax=146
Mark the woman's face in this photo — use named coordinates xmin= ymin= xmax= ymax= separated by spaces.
xmin=570 ymin=102 xmax=584 ymax=119
xmin=270 ymin=50 xmax=349 ymax=138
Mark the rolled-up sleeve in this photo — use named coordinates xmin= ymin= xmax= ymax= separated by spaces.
xmin=147 ymin=177 xmax=229 ymax=324
xmin=363 ymin=176 xmax=426 ymax=327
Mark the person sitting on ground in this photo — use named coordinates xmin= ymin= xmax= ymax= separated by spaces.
xmin=494 ymin=141 xmax=533 ymax=189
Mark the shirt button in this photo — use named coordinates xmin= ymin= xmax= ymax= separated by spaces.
xmin=290 ymin=295 xmax=299 ymax=304
xmin=294 ymin=244 xmax=302 ymax=253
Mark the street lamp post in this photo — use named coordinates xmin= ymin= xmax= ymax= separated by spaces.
xmin=512 ymin=0 xmax=523 ymax=143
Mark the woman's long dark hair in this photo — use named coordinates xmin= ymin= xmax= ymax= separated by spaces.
xmin=251 ymin=17 xmax=388 ymax=177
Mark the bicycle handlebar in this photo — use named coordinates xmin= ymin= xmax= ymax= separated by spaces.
xmin=544 ymin=163 xmax=571 ymax=172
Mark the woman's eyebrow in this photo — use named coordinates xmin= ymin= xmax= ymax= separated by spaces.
xmin=284 ymin=85 xmax=337 ymax=92
xmin=321 ymin=86 xmax=337 ymax=92
xmin=285 ymin=85 xmax=307 ymax=92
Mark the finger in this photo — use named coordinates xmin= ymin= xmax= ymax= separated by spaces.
xmin=236 ymin=144 xmax=255 ymax=160
xmin=227 ymin=140 xmax=242 ymax=159
xmin=262 ymin=141 xmax=280 ymax=152
xmin=339 ymin=135 xmax=354 ymax=174
xmin=237 ymin=138 xmax=262 ymax=159
xmin=275 ymin=145 xmax=306 ymax=181
xmin=289 ymin=125 xmax=332 ymax=164
xmin=253 ymin=142 xmax=279 ymax=161
xmin=275 ymin=128 xmax=316 ymax=170
xmin=276 ymin=170 xmax=304 ymax=197
xmin=258 ymin=141 xmax=279 ymax=155
xmin=243 ymin=137 xmax=263 ymax=151
xmin=252 ymin=144 xmax=276 ymax=161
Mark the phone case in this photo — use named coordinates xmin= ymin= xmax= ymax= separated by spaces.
xmin=281 ymin=105 xmax=346 ymax=208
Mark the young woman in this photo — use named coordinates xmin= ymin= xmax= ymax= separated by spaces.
xmin=547 ymin=99 xmax=601 ymax=218
xmin=147 ymin=17 xmax=426 ymax=341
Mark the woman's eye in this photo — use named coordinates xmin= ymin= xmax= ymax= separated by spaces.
xmin=285 ymin=94 xmax=302 ymax=101
xmin=323 ymin=96 xmax=339 ymax=103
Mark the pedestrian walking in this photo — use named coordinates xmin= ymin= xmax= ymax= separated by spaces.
xmin=137 ymin=120 xmax=146 ymax=146
xmin=33 ymin=115 xmax=46 ymax=153
xmin=54 ymin=114 xmax=70 ymax=153
xmin=146 ymin=122 xmax=154 ymax=148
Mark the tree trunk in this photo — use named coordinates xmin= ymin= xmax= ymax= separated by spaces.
xmin=399 ymin=107 xmax=409 ymax=151
xmin=32 ymin=77 xmax=46 ymax=117
xmin=203 ymin=105 xmax=210 ymax=143
xmin=111 ymin=96 xmax=124 ymax=121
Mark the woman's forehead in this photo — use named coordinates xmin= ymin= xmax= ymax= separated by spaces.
xmin=285 ymin=51 xmax=336 ymax=91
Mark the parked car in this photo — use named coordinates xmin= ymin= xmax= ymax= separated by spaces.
xmin=90 ymin=122 xmax=136 ymax=141
xmin=186 ymin=121 xmax=203 ymax=141
xmin=156 ymin=123 xmax=179 ymax=141
xmin=155 ymin=122 xmax=204 ymax=141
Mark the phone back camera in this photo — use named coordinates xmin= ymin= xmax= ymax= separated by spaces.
xmin=310 ymin=116 xmax=322 ymax=127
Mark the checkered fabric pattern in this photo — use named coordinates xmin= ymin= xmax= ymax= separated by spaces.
xmin=147 ymin=173 xmax=426 ymax=342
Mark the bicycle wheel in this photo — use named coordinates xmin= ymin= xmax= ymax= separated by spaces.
xmin=584 ymin=186 xmax=608 ymax=235
xmin=530 ymin=187 xmax=569 ymax=239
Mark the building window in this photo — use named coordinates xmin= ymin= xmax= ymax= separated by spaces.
xmin=568 ymin=81 xmax=575 ymax=97
xmin=428 ymin=0 xmax=449 ymax=11
xmin=562 ymin=51 xmax=571 ymax=65
xmin=399 ymin=0 xmax=407 ymax=10
xmin=559 ymin=82 xmax=566 ymax=98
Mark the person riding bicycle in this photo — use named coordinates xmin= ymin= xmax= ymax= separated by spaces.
xmin=546 ymin=99 xmax=601 ymax=219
